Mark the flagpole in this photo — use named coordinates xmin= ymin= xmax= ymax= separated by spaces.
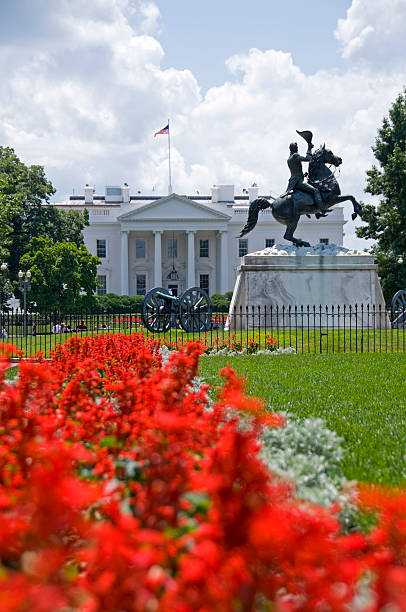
xmin=167 ymin=118 xmax=173 ymax=194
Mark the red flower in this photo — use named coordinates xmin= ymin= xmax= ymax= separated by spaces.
xmin=0 ymin=335 xmax=404 ymax=610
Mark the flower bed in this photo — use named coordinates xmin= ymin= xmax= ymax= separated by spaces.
xmin=162 ymin=332 xmax=280 ymax=355
xmin=111 ymin=316 xmax=143 ymax=323
xmin=0 ymin=334 xmax=406 ymax=610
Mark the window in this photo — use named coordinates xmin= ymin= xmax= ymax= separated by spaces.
xmin=320 ymin=238 xmax=329 ymax=245
xmin=199 ymin=239 xmax=209 ymax=258
xmin=238 ymin=238 xmax=248 ymax=257
xmin=168 ymin=284 xmax=178 ymax=297
xmin=136 ymin=274 xmax=146 ymax=296
xmin=265 ymin=238 xmax=275 ymax=248
xmin=200 ymin=274 xmax=209 ymax=293
xmin=136 ymin=239 xmax=146 ymax=258
xmin=96 ymin=275 xmax=107 ymax=296
xmin=168 ymin=238 xmax=177 ymax=258
xmin=96 ymin=239 xmax=106 ymax=258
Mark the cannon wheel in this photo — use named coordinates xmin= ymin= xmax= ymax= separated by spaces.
xmin=391 ymin=289 xmax=406 ymax=328
xmin=141 ymin=287 xmax=172 ymax=333
xmin=178 ymin=287 xmax=212 ymax=333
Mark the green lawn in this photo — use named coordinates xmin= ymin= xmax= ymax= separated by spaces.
xmin=199 ymin=353 xmax=406 ymax=486
xmin=4 ymin=326 xmax=406 ymax=357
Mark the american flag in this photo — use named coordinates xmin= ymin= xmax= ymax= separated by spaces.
xmin=154 ymin=123 xmax=169 ymax=137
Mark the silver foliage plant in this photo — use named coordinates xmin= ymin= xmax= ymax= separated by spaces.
xmin=204 ymin=346 xmax=296 ymax=356
xmin=160 ymin=343 xmax=296 ymax=359
xmin=260 ymin=417 xmax=373 ymax=612
xmin=259 ymin=415 xmax=355 ymax=509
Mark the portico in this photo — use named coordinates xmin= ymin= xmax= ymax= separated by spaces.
xmin=117 ymin=193 xmax=231 ymax=296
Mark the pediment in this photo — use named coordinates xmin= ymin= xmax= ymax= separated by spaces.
xmin=117 ymin=193 xmax=231 ymax=222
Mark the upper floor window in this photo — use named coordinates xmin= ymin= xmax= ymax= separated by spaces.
xmin=265 ymin=238 xmax=275 ymax=248
xmin=136 ymin=239 xmax=146 ymax=258
xmin=238 ymin=238 xmax=248 ymax=257
xmin=96 ymin=275 xmax=107 ymax=296
xmin=96 ymin=239 xmax=107 ymax=258
xmin=168 ymin=238 xmax=177 ymax=258
xmin=200 ymin=239 xmax=209 ymax=258
xmin=320 ymin=238 xmax=329 ymax=245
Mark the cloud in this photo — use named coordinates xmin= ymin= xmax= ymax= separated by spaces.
xmin=0 ymin=0 xmax=200 ymax=186
xmin=0 ymin=0 xmax=405 ymax=249
xmin=335 ymin=0 xmax=406 ymax=65
xmin=137 ymin=1 xmax=161 ymax=33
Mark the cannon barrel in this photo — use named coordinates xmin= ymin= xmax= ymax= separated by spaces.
xmin=155 ymin=290 xmax=178 ymax=302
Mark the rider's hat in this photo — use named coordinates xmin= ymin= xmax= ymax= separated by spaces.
xmin=296 ymin=130 xmax=313 ymax=144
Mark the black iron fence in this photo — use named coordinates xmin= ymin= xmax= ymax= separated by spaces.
xmin=0 ymin=304 xmax=405 ymax=356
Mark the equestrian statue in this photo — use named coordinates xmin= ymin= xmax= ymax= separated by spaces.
xmin=240 ymin=130 xmax=363 ymax=247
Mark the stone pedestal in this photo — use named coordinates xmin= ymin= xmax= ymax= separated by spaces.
xmin=227 ymin=244 xmax=388 ymax=329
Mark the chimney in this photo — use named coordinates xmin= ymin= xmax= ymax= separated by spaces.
xmin=211 ymin=186 xmax=219 ymax=203
xmin=84 ymin=184 xmax=94 ymax=205
xmin=248 ymin=184 xmax=259 ymax=202
xmin=214 ymin=185 xmax=234 ymax=205
xmin=122 ymin=183 xmax=130 ymax=204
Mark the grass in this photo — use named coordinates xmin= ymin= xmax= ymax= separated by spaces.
xmin=3 ymin=330 xmax=119 ymax=358
xmin=199 ymin=353 xmax=406 ymax=487
xmin=4 ymin=326 xmax=406 ymax=357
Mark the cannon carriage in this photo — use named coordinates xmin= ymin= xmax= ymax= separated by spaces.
xmin=391 ymin=289 xmax=406 ymax=329
xmin=141 ymin=286 xmax=212 ymax=333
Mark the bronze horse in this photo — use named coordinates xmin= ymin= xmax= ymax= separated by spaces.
xmin=240 ymin=144 xmax=363 ymax=247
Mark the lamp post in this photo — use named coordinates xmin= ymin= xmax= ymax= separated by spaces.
xmin=0 ymin=263 xmax=7 ymax=331
xmin=18 ymin=269 xmax=31 ymax=337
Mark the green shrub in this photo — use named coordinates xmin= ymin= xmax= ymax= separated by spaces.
xmin=95 ymin=293 xmax=144 ymax=313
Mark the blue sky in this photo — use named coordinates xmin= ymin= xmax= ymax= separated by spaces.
xmin=156 ymin=0 xmax=352 ymax=91
xmin=0 ymin=0 xmax=405 ymax=248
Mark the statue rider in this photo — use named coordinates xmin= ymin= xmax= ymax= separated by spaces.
xmin=282 ymin=140 xmax=328 ymax=215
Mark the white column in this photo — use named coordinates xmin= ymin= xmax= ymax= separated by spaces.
xmin=120 ymin=230 xmax=129 ymax=295
xmin=153 ymin=230 xmax=163 ymax=287
xmin=219 ymin=230 xmax=229 ymax=294
xmin=186 ymin=230 xmax=195 ymax=287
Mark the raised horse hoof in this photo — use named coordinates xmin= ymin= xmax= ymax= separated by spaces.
xmin=351 ymin=212 xmax=357 ymax=220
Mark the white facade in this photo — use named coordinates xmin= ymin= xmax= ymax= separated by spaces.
xmin=54 ymin=184 xmax=346 ymax=296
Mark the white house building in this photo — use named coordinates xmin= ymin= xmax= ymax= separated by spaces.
xmin=54 ymin=184 xmax=346 ymax=297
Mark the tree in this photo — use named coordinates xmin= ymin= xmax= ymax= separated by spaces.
xmin=210 ymin=292 xmax=232 ymax=313
xmin=356 ymin=88 xmax=406 ymax=303
xmin=0 ymin=146 xmax=89 ymax=286
xmin=19 ymin=238 xmax=100 ymax=312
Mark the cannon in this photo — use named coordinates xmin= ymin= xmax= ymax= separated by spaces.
xmin=141 ymin=286 xmax=212 ymax=333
